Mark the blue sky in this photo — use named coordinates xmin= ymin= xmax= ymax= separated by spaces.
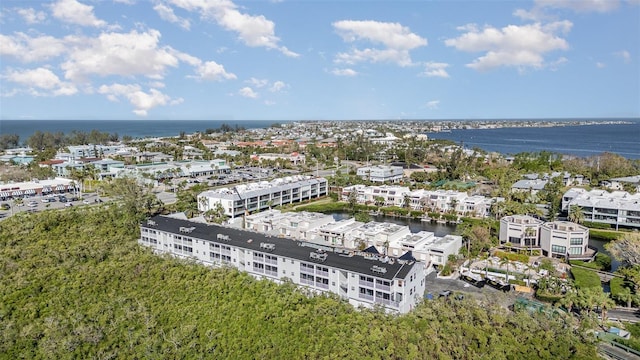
xmin=1 ymin=0 xmax=639 ymax=121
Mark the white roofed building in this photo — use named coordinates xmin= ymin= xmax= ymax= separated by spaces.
xmin=356 ymin=165 xmax=404 ymax=183
xmin=198 ymin=176 xmax=328 ymax=218
xmin=562 ymin=188 xmax=640 ymax=230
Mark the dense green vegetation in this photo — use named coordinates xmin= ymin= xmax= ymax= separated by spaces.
xmin=570 ymin=253 xmax=612 ymax=271
xmin=0 ymin=206 xmax=598 ymax=359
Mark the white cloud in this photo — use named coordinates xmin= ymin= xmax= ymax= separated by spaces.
xmin=596 ymin=62 xmax=606 ymax=68
xmin=445 ymin=21 xmax=571 ymax=71
xmin=269 ymin=81 xmax=286 ymax=92
xmin=615 ymin=50 xmax=632 ymax=63
xmin=154 ymin=3 xmax=191 ymax=30
xmin=61 ymin=29 xmax=180 ymax=82
xmin=50 ymin=0 xmax=106 ymax=27
xmin=166 ymin=0 xmax=298 ymax=57
xmin=421 ymin=62 xmax=450 ymax=78
xmin=0 ymin=33 xmax=67 ymax=62
xmin=17 ymin=8 xmax=47 ymax=24
xmin=535 ymin=0 xmax=620 ymax=12
xmin=331 ymin=68 xmax=358 ymax=76
xmin=192 ymin=61 xmax=237 ymax=81
xmin=98 ymin=83 xmax=174 ymax=116
xmin=264 ymin=100 xmax=276 ymax=106
xmin=238 ymin=86 xmax=258 ymax=98
xmin=425 ymin=100 xmax=440 ymax=109
xmin=515 ymin=0 xmax=623 ymax=21
xmin=247 ymin=77 xmax=269 ymax=88
xmin=333 ymin=20 xmax=427 ymax=67
xmin=4 ymin=67 xmax=78 ymax=96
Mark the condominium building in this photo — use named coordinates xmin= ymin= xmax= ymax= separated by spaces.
xmin=139 ymin=215 xmax=426 ymax=313
xmin=388 ymin=231 xmax=463 ymax=266
xmin=198 ymin=176 xmax=328 ymax=218
xmin=356 ymin=165 xmax=404 ymax=183
xmin=244 ymin=210 xmax=334 ymax=242
xmin=499 ymin=215 xmax=544 ymax=249
xmin=539 ymin=221 xmax=593 ymax=260
xmin=499 ymin=216 xmax=593 ymax=260
xmin=562 ymin=188 xmax=640 ymax=230
xmin=341 ymin=184 xmax=410 ymax=207
xmin=238 ymin=209 xmax=464 ymax=269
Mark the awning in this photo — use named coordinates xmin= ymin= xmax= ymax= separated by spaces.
xmin=25 ymin=189 xmax=36 ymax=195
xmin=67 ymin=185 xmax=75 ymax=190
xmin=0 ymin=192 xmax=9 ymax=197
xmin=11 ymin=190 xmax=23 ymax=196
xmin=42 ymin=187 xmax=52 ymax=192
xmin=363 ymin=246 xmax=380 ymax=254
xmin=55 ymin=185 xmax=65 ymax=191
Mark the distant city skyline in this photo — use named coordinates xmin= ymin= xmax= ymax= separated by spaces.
xmin=1 ymin=0 xmax=639 ymax=121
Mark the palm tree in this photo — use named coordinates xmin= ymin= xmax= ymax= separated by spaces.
xmin=524 ymin=227 xmax=537 ymax=256
xmin=568 ymin=205 xmax=585 ymax=224
xmin=403 ymin=193 xmax=411 ymax=209
xmin=618 ymin=287 xmax=634 ymax=308
xmin=499 ymin=256 xmax=512 ymax=284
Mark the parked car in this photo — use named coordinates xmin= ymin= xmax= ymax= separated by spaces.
xmin=41 ymin=198 xmax=50 ymax=203
xmin=65 ymin=203 xmax=73 ymax=207
xmin=27 ymin=201 xmax=38 ymax=208
xmin=82 ymin=199 xmax=91 ymax=205
xmin=0 ymin=203 xmax=9 ymax=210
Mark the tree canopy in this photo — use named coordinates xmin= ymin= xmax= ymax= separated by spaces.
xmin=0 ymin=206 xmax=597 ymax=359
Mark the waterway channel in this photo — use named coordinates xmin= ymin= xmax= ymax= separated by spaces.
xmin=330 ymin=212 xmax=620 ymax=272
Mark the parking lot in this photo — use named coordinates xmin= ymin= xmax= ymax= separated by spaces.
xmin=424 ymin=271 xmax=518 ymax=308
xmin=0 ymin=192 xmax=103 ymax=220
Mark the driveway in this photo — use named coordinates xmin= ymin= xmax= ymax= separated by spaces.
xmin=424 ymin=271 xmax=518 ymax=308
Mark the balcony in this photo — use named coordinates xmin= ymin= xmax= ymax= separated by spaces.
xmin=374 ymin=297 xmax=400 ymax=308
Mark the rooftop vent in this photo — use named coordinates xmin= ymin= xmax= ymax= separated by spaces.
xmin=371 ymin=265 xmax=387 ymax=274
xmin=217 ymin=234 xmax=231 ymax=241
xmin=309 ymin=250 xmax=328 ymax=262
xmin=147 ymin=220 xmax=157 ymax=226
xmin=179 ymin=226 xmax=195 ymax=233
xmin=260 ymin=242 xmax=276 ymax=251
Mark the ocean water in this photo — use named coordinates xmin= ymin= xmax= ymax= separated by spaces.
xmin=2 ymin=119 xmax=639 ymax=159
xmin=427 ymin=120 xmax=640 ymax=159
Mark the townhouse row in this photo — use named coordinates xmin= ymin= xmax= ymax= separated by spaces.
xmin=341 ymin=184 xmax=495 ymax=217
xmin=239 ymin=209 xmax=462 ymax=268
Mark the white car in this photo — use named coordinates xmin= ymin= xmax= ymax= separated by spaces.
xmin=82 ymin=199 xmax=91 ymax=204
xmin=27 ymin=201 xmax=38 ymax=207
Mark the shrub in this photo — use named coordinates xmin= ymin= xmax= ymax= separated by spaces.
xmin=594 ymin=253 xmax=612 ymax=271
xmin=583 ymin=221 xmax=611 ymax=229
xmin=535 ymin=291 xmax=565 ymax=304
xmin=494 ymin=250 xmax=529 ymax=263
xmin=589 ymin=229 xmax=620 ymax=241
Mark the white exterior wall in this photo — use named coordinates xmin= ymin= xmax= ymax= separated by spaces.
xmin=139 ymin=218 xmax=424 ymax=314
xmin=499 ymin=215 xmax=543 ymax=247
xmin=539 ymin=221 xmax=589 ymax=258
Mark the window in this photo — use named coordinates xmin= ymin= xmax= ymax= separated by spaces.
xmin=569 ymin=247 xmax=583 ymax=255
xmin=551 ymin=245 xmax=566 ymax=254
xmin=570 ymin=238 xmax=583 ymax=246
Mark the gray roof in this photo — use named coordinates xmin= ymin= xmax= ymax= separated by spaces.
xmin=144 ymin=215 xmax=416 ymax=281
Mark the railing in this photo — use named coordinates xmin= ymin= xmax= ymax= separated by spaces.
xmin=375 ymin=283 xmax=391 ymax=292
xmin=359 ymin=279 xmax=374 ymax=288
xmin=359 ymin=293 xmax=374 ymax=301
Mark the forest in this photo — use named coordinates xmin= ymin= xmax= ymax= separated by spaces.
xmin=0 ymin=205 xmax=599 ymax=359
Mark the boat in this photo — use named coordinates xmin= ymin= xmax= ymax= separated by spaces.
xmin=485 ymin=276 xmax=512 ymax=292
